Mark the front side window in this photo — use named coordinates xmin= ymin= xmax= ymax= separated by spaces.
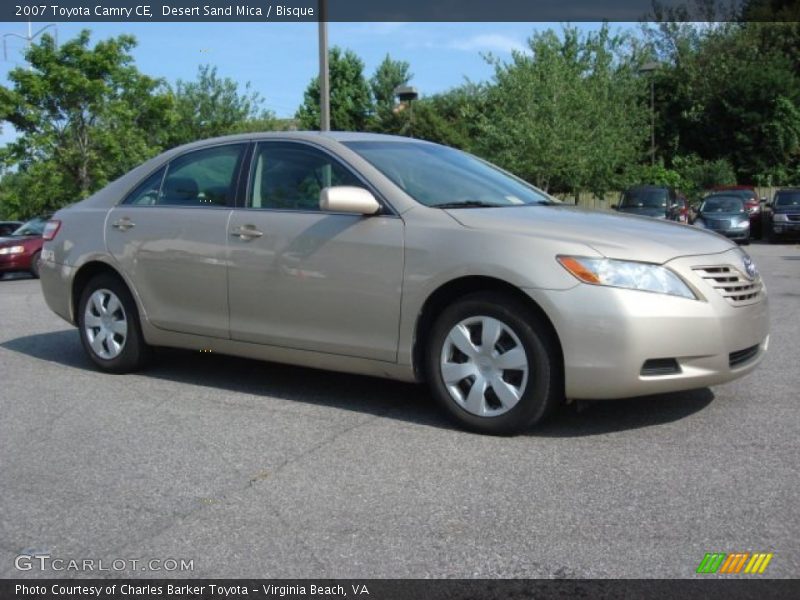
xmin=249 ymin=142 xmax=362 ymax=211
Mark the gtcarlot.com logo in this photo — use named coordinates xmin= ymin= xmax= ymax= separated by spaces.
xmin=696 ymin=552 xmax=774 ymax=574
xmin=14 ymin=554 xmax=194 ymax=572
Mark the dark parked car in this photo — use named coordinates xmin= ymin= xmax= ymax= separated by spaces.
xmin=767 ymin=188 xmax=800 ymax=242
xmin=0 ymin=216 xmax=48 ymax=278
xmin=614 ymin=185 xmax=686 ymax=221
xmin=0 ymin=221 xmax=22 ymax=237
xmin=711 ymin=186 xmax=762 ymax=238
xmin=693 ymin=194 xmax=750 ymax=243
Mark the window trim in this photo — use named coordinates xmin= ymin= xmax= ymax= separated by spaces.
xmin=240 ymin=140 xmax=398 ymax=217
xmin=119 ymin=141 xmax=248 ymax=209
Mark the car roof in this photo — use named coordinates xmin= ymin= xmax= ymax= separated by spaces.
xmin=174 ymin=130 xmax=425 ymax=148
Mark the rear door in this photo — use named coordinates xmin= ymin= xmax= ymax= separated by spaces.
xmin=226 ymin=141 xmax=404 ymax=361
xmin=106 ymin=143 xmax=247 ymax=338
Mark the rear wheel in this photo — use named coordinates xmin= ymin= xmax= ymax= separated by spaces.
xmin=77 ymin=273 xmax=150 ymax=373
xmin=426 ymin=292 xmax=561 ymax=435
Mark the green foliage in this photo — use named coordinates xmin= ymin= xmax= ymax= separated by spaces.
xmin=643 ymin=19 xmax=800 ymax=184
xmin=169 ymin=65 xmax=276 ymax=146
xmin=0 ymin=30 xmax=173 ymax=216
xmin=370 ymin=54 xmax=411 ymax=119
xmin=625 ymin=155 xmax=736 ymax=201
xmin=296 ymin=47 xmax=373 ymax=131
xmin=479 ymin=26 xmax=649 ymax=196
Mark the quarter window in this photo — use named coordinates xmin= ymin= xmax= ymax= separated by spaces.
xmin=249 ymin=143 xmax=363 ymax=211
xmin=124 ymin=167 xmax=165 ymax=205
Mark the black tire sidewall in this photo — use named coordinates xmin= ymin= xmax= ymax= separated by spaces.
xmin=30 ymin=251 xmax=41 ymax=278
xmin=426 ymin=292 xmax=560 ymax=435
xmin=77 ymin=274 xmax=149 ymax=373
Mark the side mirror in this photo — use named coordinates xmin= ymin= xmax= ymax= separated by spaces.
xmin=320 ymin=186 xmax=381 ymax=215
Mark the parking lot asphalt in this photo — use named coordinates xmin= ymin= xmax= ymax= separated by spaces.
xmin=0 ymin=242 xmax=798 ymax=579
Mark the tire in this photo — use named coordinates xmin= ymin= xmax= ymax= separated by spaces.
xmin=425 ymin=291 xmax=562 ymax=435
xmin=77 ymin=273 xmax=151 ymax=373
xmin=29 ymin=250 xmax=41 ymax=278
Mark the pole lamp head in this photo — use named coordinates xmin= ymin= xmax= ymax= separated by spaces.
xmin=394 ymin=85 xmax=419 ymax=103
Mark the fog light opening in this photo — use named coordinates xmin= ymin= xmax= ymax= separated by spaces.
xmin=641 ymin=358 xmax=681 ymax=376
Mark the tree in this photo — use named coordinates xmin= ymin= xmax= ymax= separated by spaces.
xmin=481 ymin=26 xmax=649 ymax=196
xmin=169 ymin=65 xmax=275 ymax=146
xmin=296 ymin=47 xmax=373 ymax=131
xmin=370 ymin=54 xmax=412 ymax=123
xmin=642 ymin=20 xmax=800 ymax=184
xmin=0 ymin=31 xmax=173 ymax=215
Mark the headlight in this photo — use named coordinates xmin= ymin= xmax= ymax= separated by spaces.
xmin=735 ymin=220 xmax=750 ymax=229
xmin=773 ymin=213 xmax=788 ymax=222
xmin=557 ymin=256 xmax=696 ymax=299
xmin=0 ymin=245 xmax=25 ymax=255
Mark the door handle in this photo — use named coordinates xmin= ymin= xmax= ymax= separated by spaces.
xmin=231 ymin=225 xmax=263 ymax=240
xmin=112 ymin=218 xmax=135 ymax=231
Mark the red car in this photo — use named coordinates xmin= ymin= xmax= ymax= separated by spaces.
xmin=0 ymin=216 xmax=50 ymax=279
xmin=712 ymin=185 xmax=763 ymax=238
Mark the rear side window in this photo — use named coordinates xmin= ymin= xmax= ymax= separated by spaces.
xmin=162 ymin=145 xmax=244 ymax=207
xmin=124 ymin=145 xmax=245 ymax=207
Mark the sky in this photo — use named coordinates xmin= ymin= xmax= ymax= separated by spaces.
xmin=0 ymin=21 xmax=614 ymax=145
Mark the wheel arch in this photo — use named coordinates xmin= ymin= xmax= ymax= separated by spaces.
xmin=70 ymin=260 xmax=134 ymax=324
xmin=412 ymin=275 xmax=564 ymax=382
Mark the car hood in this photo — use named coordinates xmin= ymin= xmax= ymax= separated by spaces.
xmin=0 ymin=235 xmax=40 ymax=246
xmin=445 ymin=205 xmax=734 ymax=264
xmin=699 ymin=212 xmax=748 ymax=220
xmin=616 ymin=206 xmax=667 ymax=218
xmin=772 ymin=205 xmax=800 ymax=214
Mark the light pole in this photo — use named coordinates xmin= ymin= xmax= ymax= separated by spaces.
xmin=318 ymin=0 xmax=330 ymax=132
xmin=639 ymin=61 xmax=659 ymax=167
xmin=3 ymin=22 xmax=57 ymax=69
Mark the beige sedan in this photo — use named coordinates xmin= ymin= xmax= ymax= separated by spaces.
xmin=39 ymin=132 xmax=769 ymax=434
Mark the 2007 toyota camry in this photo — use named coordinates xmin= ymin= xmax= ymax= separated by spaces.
xmin=39 ymin=132 xmax=769 ymax=434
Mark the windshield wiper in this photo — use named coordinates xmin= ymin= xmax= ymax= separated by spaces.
xmin=431 ymin=201 xmax=508 ymax=209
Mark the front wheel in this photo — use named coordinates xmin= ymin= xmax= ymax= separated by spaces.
xmin=77 ymin=273 xmax=151 ymax=373
xmin=29 ymin=250 xmax=41 ymax=278
xmin=425 ymin=292 xmax=562 ymax=435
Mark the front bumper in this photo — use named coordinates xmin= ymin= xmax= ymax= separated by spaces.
xmin=527 ymin=248 xmax=769 ymax=400
xmin=0 ymin=252 xmax=33 ymax=273
xmin=771 ymin=219 xmax=800 ymax=237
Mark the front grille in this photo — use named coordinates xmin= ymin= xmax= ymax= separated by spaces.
xmin=691 ymin=265 xmax=763 ymax=306
xmin=729 ymin=345 xmax=759 ymax=368
xmin=704 ymin=219 xmax=730 ymax=230
xmin=787 ymin=214 xmax=800 ymax=222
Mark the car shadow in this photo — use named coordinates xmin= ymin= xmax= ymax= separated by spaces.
xmin=2 ymin=329 xmax=714 ymax=437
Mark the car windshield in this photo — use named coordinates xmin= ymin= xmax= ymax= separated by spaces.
xmin=716 ymin=189 xmax=756 ymax=202
xmin=620 ymin=188 xmax=668 ymax=208
xmin=701 ymin=196 xmax=745 ymax=213
xmin=774 ymin=191 xmax=800 ymax=207
xmin=342 ymin=141 xmax=555 ymax=207
xmin=11 ymin=217 xmax=47 ymax=236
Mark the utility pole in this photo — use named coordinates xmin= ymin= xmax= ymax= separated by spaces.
xmin=318 ymin=0 xmax=330 ymax=132
xmin=638 ymin=61 xmax=659 ymax=167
